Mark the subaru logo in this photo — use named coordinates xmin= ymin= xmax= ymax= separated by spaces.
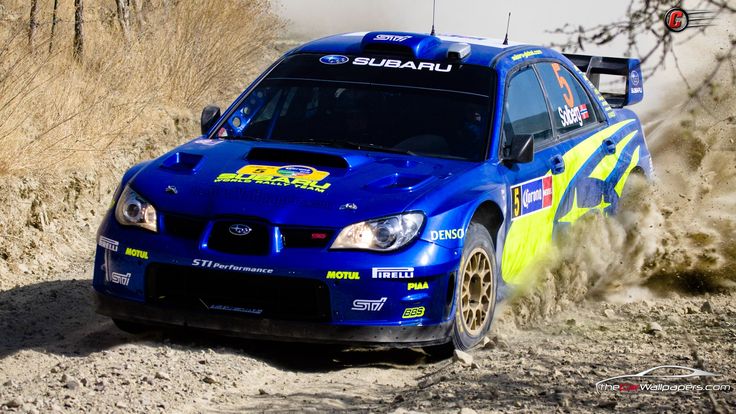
xmin=228 ymin=224 xmax=252 ymax=236
xmin=630 ymin=70 xmax=640 ymax=86
xmin=319 ymin=55 xmax=349 ymax=65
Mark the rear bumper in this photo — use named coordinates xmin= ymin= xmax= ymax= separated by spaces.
xmin=94 ymin=291 xmax=453 ymax=347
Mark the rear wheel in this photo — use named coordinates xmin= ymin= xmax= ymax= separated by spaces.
xmin=112 ymin=318 xmax=148 ymax=334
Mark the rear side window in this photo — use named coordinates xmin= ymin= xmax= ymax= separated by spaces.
xmin=536 ymin=62 xmax=597 ymax=134
xmin=502 ymin=66 xmax=553 ymax=146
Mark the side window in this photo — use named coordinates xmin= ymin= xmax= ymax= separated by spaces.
xmin=503 ymin=66 xmax=553 ymax=147
xmin=536 ymin=62 xmax=598 ymax=134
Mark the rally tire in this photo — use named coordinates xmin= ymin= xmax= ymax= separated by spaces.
xmin=449 ymin=222 xmax=498 ymax=350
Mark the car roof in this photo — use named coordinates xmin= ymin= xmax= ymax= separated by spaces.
xmin=292 ymin=31 xmax=538 ymax=67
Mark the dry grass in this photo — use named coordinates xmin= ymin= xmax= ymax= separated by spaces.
xmin=0 ymin=0 xmax=281 ymax=175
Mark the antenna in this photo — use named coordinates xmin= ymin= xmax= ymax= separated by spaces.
xmin=502 ymin=12 xmax=512 ymax=45
xmin=430 ymin=0 xmax=437 ymax=36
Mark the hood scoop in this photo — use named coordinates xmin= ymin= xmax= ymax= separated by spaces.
xmin=364 ymin=173 xmax=435 ymax=192
xmin=160 ymin=152 xmax=203 ymax=174
xmin=246 ymin=147 xmax=349 ymax=169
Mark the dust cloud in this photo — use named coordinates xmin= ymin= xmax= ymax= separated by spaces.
xmin=507 ymin=80 xmax=736 ymax=326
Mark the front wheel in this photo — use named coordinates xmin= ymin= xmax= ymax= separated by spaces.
xmin=449 ymin=222 xmax=498 ymax=350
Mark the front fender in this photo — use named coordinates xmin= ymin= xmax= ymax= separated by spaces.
xmin=419 ymin=189 xmax=506 ymax=250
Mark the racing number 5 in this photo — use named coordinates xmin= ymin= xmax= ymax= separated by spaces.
xmin=551 ymin=63 xmax=575 ymax=108
xmin=512 ymin=186 xmax=521 ymax=218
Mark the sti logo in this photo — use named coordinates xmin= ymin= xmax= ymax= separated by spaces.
xmin=351 ymin=297 xmax=387 ymax=311
xmin=374 ymin=34 xmax=412 ymax=42
xmin=108 ymin=272 xmax=131 ymax=286
xmin=511 ymin=176 xmax=553 ymax=220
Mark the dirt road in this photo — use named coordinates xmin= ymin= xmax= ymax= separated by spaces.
xmin=1 ymin=256 xmax=733 ymax=413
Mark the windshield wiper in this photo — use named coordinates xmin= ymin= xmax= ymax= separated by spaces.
xmin=234 ymin=135 xmax=265 ymax=142
xmin=279 ymin=138 xmax=416 ymax=156
xmin=342 ymin=141 xmax=416 ymax=156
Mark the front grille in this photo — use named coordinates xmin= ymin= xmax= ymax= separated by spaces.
xmin=163 ymin=214 xmax=207 ymax=240
xmin=281 ymin=228 xmax=334 ymax=248
xmin=207 ymin=220 xmax=270 ymax=255
xmin=145 ymin=264 xmax=331 ymax=322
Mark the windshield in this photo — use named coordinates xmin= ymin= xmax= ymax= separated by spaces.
xmin=217 ymin=54 xmax=494 ymax=161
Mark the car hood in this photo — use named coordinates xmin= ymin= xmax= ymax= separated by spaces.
xmin=129 ymin=139 xmax=477 ymax=228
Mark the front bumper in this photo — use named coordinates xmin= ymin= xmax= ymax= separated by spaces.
xmin=95 ymin=291 xmax=453 ymax=347
xmin=93 ymin=213 xmax=462 ymax=346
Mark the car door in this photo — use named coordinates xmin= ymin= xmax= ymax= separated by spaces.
xmin=534 ymin=61 xmax=629 ymax=228
xmin=498 ymin=65 xmax=567 ymax=285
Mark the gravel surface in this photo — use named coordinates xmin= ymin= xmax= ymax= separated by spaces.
xmin=1 ymin=258 xmax=733 ymax=413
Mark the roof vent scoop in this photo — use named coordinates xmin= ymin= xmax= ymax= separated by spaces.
xmin=446 ymin=43 xmax=471 ymax=61
xmin=361 ymin=32 xmax=441 ymax=59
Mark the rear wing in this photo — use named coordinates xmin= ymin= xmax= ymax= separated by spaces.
xmin=563 ymin=54 xmax=643 ymax=108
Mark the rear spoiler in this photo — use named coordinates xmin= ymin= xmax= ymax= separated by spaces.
xmin=563 ymin=54 xmax=643 ymax=108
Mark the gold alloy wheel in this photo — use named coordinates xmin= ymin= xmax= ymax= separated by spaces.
xmin=460 ymin=247 xmax=493 ymax=336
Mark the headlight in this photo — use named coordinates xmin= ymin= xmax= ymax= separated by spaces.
xmin=114 ymin=186 xmax=158 ymax=232
xmin=331 ymin=212 xmax=424 ymax=251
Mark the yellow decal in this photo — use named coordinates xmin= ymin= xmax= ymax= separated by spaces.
xmin=501 ymin=120 xmax=635 ymax=285
xmin=557 ymin=190 xmax=611 ymax=223
xmin=125 ymin=247 xmax=149 ymax=260
xmin=614 ymin=147 xmax=641 ymax=197
xmin=402 ymin=307 xmax=425 ymax=319
xmin=326 ymin=271 xmax=360 ymax=280
xmin=511 ymin=49 xmax=543 ymax=61
xmin=214 ymin=164 xmax=331 ymax=193
xmin=237 ymin=165 xmax=329 ymax=181
xmin=588 ymin=131 xmax=638 ymax=181
xmin=407 ymin=281 xmax=429 ymax=291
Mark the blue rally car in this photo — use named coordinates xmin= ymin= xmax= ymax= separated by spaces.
xmin=93 ymin=31 xmax=652 ymax=351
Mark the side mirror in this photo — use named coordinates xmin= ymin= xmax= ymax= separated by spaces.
xmin=200 ymin=105 xmax=221 ymax=135
xmin=505 ymin=134 xmax=534 ymax=164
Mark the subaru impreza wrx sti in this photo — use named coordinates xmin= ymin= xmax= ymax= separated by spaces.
xmin=93 ymin=31 xmax=652 ymax=351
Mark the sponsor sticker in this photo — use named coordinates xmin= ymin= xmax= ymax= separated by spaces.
xmin=326 ymin=271 xmax=360 ymax=280
xmin=430 ymin=229 xmax=465 ymax=241
xmin=207 ymin=304 xmax=263 ymax=315
xmin=352 ymin=57 xmax=452 ymax=73
xmin=372 ymin=267 xmax=414 ymax=279
xmin=192 ymin=259 xmax=274 ymax=274
xmin=402 ymin=306 xmax=425 ymax=319
xmin=98 ymin=236 xmax=119 ymax=252
xmin=408 ymin=281 xmax=429 ymax=291
xmin=351 ymin=297 xmax=387 ymax=311
xmin=124 ymin=247 xmax=149 ymax=260
xmin=511 ymin=49 xmax=542 ymax=61
xmin=511 ymin=176 xmax=553 ymax=220
xmin=558 ymin=103 xmax=589 ymax=128
xmin=580 ymin=104 xmax=589 ymax=120
xmin=214 ymin=164 xmax=331 ymax=193
xmin=108 ymin=272 xmax=131 ymax=286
